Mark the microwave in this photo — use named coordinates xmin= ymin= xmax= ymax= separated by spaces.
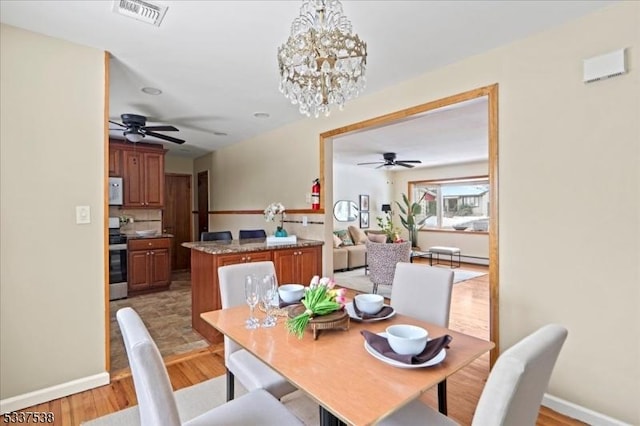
xmin=109 ymin=177 xmax=123 ymax=206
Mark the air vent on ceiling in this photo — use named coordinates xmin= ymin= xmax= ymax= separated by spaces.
xmin=112 ymin=0 xmax=168 ymax=27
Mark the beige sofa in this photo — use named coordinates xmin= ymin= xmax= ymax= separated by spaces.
xmin=333 ymin=226 xmax=386 ymax=271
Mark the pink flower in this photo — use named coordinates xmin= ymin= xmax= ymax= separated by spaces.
xmin=309 ymin=275 xmax=320 ymax=288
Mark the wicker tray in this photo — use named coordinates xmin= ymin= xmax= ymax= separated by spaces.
xmin=287 ymin=304 xmax=350 ymax=340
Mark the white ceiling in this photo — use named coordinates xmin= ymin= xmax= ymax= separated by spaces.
xmin=1 ymin=0 xmax=614 ymax=159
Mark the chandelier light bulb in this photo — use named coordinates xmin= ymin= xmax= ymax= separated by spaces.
xmin=278 ymin=0 xmax=367 ymax=118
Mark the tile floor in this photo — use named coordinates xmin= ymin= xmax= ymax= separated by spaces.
xmin=109 ymin=271 xmax=210 ymax=372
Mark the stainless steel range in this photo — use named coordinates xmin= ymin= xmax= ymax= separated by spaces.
xmin=108 ymin=217 xmax=128 ymax=300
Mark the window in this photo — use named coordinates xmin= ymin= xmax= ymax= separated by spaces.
xmin=410 ymin=177 xmax=489 ymax=231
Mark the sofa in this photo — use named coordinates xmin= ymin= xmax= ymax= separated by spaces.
xmin=333 ymin=226 xmax=386 ymax=271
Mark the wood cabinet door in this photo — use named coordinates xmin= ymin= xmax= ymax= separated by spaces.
xmin=128 ymin=250 xmax=150 ymax=291
xmin=144 ymin=152 xmax=164 ymax=207
xmin=108 ymin=146 xmax=122 ymax=176
xmin=298 ymin=246 xmax=322 ymax=284
xmin=123 ymin=150 xmax=145 ymax=207
xmin=273 ymin=249 xmax=298 ymax=284
xmin=149 ymin=248 xmax=171 ymax=287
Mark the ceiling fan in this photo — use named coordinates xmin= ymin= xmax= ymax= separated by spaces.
xmin=109 ymin=113 xmax=185 ymax=145
xmin=357 ymin=152 xmax=422 ymax=169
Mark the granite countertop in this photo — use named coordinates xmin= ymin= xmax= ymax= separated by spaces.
xmin=126 ymin=233 xmax=174 ymax=240
xmin=182 ymin=238 xmax=324 ymax=254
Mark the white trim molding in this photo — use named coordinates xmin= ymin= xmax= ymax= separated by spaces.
xmin=543 ymin=394 xmax=632 ymax=426
xmin=0 ymin=372 xmax=109 ymax=414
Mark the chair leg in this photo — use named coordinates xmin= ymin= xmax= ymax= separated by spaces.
xmin=438 ymin=379 xmax=447 ymax=415
xmin=226 ymin=369 xmax=235 ymax=402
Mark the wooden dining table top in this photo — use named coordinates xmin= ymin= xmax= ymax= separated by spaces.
xmin=201 ymin=305 xmax=494 ymax=426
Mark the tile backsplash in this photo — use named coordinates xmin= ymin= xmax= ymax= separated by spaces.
xmin=109 ymin=207 xmax=162 ymax=235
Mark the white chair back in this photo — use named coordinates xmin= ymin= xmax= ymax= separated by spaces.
xmin=390 ymin=262 xmax=454 ymax=327
xmin=116 ymin=307 xmax=181 ymax=426
xmin=472 ymin=324 xmax=568 ymax=426
xmin=218 ymin=261 xmax=277 ymax=362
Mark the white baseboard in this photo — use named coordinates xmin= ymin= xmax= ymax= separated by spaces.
xmin=0 ymin=372 xmax=110 ymax=414
xmin=543 ymin=393 xmax=631 ymax=426
xmin=460 ymin=255 xmax=489 ymax=266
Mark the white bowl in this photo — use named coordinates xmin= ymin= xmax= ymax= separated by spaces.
xmin=354 ymin=294 xmax=384 ymax=314
xmin=135 ymin=230 xmax=157 ymax=237
xmin=386 ymin=324 xmax=429 ymax=355
xmin=278 ymin=284 xmax=305 ymax=303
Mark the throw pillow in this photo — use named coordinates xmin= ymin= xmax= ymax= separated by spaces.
xmin=368 ymin=233 xmax=387 ymax=243
xmin=332 ymin=234 xmax=343 ymax=248
xmin=333 ymin=229 xmax=354 ymax=246
xmin=348 ymin=225 xmax=368 ymax=245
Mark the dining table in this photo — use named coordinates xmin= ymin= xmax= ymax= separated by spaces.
xmin=201 ymin=304 xmax=494 ymax=426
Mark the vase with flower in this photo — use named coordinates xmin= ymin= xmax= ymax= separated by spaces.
xmin=264 ymin=202 xmax=287 ymax=237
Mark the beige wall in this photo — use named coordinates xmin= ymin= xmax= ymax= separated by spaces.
xmin=1 ymin=2 xmax=638 ymax=422
xmin=1 ymin=25 xmax=106 ymax=403
xmin=165 ymin=154 xmax=194 ymax=175
xmin=206 ymin=3 xmax=639 ymax=422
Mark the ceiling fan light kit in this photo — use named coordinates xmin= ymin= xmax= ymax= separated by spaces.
xmin=278 ymin=0 xmax=367 ymax=118
xmin=109 ymin=113 xmax=185 ymax=145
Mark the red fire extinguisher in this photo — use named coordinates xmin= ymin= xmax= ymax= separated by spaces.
xmin=311 ymin=178 xmax=320 ymax=210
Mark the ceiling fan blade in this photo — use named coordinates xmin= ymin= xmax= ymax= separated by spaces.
xmin=396 ymin=162 xmax=416 ymax=168
xmin=109 ymin=120 xmax=126 ymax=128
xmin=357 ymin=161 xmax=385 ymax=165
xmin=375 ymin=164 xmax=386 ymax=169
xmin=143 ymin=125 xmax=179 ymax=132
xmin=395 ymin=160 xmax=422 ymax=164
xmin=144 ymin=130 xmax=185 ymax=145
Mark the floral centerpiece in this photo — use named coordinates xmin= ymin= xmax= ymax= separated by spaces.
xmin=286 ymin=276 xmax=347 ymax=339
xmin=264 ymin=202 xmax=287 ymax=236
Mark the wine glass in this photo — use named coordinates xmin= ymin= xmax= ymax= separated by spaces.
xmin=260 ymin=274 xmax=278 ymax=328
xmin=244 ymin=274 xmax=260 ymax=329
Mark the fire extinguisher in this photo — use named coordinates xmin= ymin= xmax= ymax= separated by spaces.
xmin=311 ymin=178 xmax=320 ymax=210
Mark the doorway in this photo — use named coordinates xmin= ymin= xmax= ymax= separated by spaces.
xmin=321 ymin=84 xmax=499 ymax=364
xmin=197 ymin=171 xmax=209 ymax=240
xmin=164 ymin=173 xmax=192 ymax=271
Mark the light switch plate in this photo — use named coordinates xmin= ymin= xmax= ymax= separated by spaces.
xmin=76 ymin=205 xmax=91 ymax=224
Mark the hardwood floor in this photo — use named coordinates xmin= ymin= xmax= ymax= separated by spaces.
xmin=17 ymin=263 xmax=585 ymax=425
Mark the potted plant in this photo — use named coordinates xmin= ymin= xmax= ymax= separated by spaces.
xmin=396 ymin=193 xmax=430 ymax=248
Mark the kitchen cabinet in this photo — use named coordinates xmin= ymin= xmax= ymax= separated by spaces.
xmin=109 ymin=140 xmax=166 ymax=208
xmin=185 ymin=240 xmax=323 ymax=343
xmin=273 ymin=245 xmax=322 ymax=285
xmin=108 ymin=145 xmax=122 ymax=176
xmin=217 ymin=251 xmax=273 ymax=267
xmin=123 ymin=149 xmax=165 ymax=208
xmin=128 ymin=237 xmax=172 ymax=294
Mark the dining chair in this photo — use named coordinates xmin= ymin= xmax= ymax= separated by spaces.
xmin=366 ymin=240 xmax=411 ymax=294
xmin=218 ymin=261 xmax=297 ymax=401
xmin=200 ymin=230 xmax=233 ymax=241
xmin=378 ymin=324 xmax=568 ymax=426
xmin=390 ymin=262 xmax=454 ymax=414
xmin=115 ymin=307 xmax=303 ymax=426
xmin=239 ymin=229 xmax=267 ymax=239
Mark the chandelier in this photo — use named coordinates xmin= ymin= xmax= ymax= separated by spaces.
xmin=278 ymin=0 xmax=367 ymax=118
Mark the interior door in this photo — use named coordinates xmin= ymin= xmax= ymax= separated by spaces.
xmin=197 ymin=171 xmax=209 ymax=239
xmin=164 ymin=173 xmax=192 ymax=271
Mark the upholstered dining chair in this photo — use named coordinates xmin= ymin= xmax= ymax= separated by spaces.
xmin=115 ymin=307 xmax=303 ymax=426
xmin=390 ymin=262 xmax=454 ymax=414
xmin=378 ymin=324 xmax=568 ymax=426
xmin=218 ymin=261 xmax=297 ymax=401
xmin=366 ymin=240 xmax=411 ymax=294
xmin=200 ymin=231 xmax=233 ymax=241
xmin=239 ymin=229 xmax=267 ymax=239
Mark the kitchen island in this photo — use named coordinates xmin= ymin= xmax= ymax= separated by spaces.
xmin=183 ymin=238 xmax=324 ymax=343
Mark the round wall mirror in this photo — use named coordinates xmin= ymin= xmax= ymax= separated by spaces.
xmin=333 ymin=200 xmax=359 ymax=222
